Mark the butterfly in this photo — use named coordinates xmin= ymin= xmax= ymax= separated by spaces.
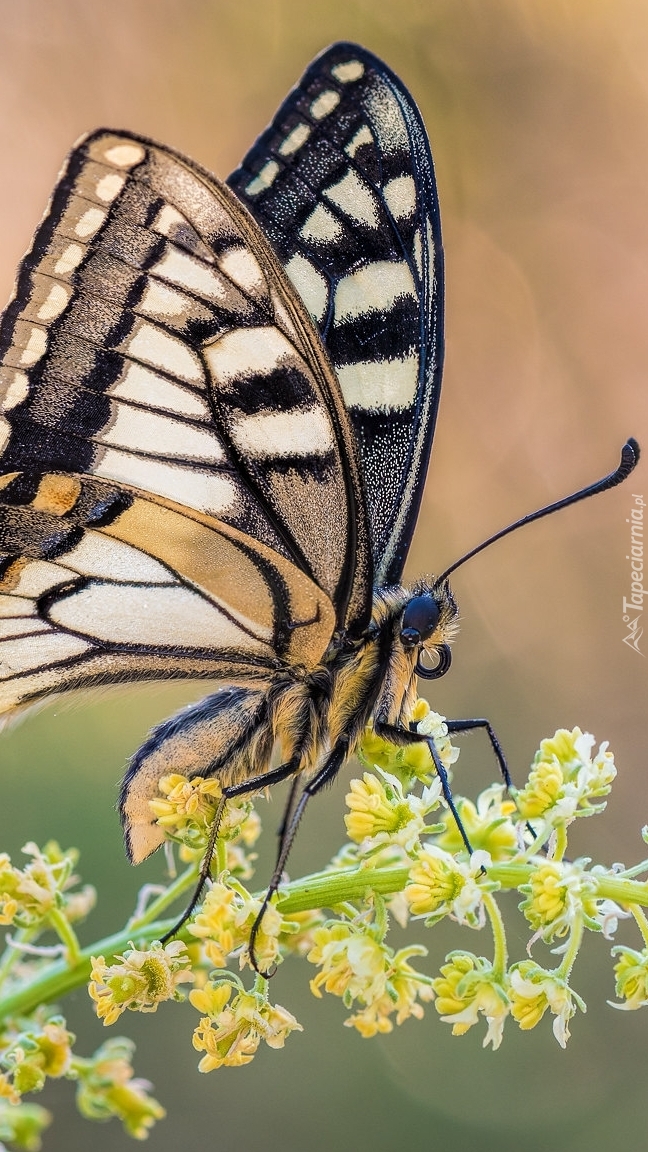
xmin=0 ymin=43 xmax=638 ymax=941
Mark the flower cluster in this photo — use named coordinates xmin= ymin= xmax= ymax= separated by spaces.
xmin=2 ymin=707 xmax=648 ymax=1141
xmin=0 ymin=842 xmax=95 ymax=936
xmin=89 ymin=940 xmax=194 ymax=1025
xmin=190 ymin=978 xmax=302 ymax=1070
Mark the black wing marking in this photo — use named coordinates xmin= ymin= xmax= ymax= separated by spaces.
xmin=228 ymin=42 xmax=444 ymax=586
xmin=0 ymin=129 xmax=372 ymax=631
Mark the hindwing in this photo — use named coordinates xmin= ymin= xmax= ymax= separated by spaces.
xmin=0 ymin=470 xmax=335 ymax=717
xmin=228 ymin=42 xmax=444 ymax=585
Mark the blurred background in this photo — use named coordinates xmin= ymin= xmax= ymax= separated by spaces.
xmin=1 ymin=1 xmax=647 ymax=1149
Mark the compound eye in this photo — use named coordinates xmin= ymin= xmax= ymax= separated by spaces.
xmin=401 ymin=594 xmax=440 ymax=648
xmin=416 ymin=643 xmax=452 ymax=680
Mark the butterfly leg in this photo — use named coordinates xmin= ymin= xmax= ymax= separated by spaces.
xmin=248 ymin=739 xmax=350 ymax=976
xmin=444 ymin=718 xmax=512 ymax=788
xmin=373 ymin=721 xmax=473 ymax=854
xmin=160 ymin=753 xmax=305 ymax=945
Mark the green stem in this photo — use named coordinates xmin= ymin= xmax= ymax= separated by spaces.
xmin=482 ymin=891 xmax=507 ymax=981
xmin=556 ymin=913 xmax=584 ymax=981
xmin=216 ymin=839 xmax=228 ymax=875
xmin=48 ymin=908 xmax=82 ymax=966
xmin=5 ymin=853 xmax=648 ymax=1025
xmin=630 ymin=904 xmax=648 ymax=948
xmin=253 ymin=974 xmax=269 ymax=999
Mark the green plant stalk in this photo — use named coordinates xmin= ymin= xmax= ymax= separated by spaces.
xmin=3 ymin=857 xmax=648 ymax=1024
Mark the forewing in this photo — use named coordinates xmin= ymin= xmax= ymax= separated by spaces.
xmin=228 ymin=42 xmax=444 ymax=586
xmin=0 ymin=129 xmax=371 ymax=629
xmin=0 ymin=470 xmax=335 ymax=718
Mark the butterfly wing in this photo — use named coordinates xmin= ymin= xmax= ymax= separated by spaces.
xmin=0 ymin=129 xmax=374 ymax=720
xmin=228 ymin=42 xmax=444 ymax=587
xmin=0 ymin=470 xmax=336 ymax=717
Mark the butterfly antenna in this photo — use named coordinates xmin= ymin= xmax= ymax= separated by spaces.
xmin=434 ymin=438 xmax=640 ymax=587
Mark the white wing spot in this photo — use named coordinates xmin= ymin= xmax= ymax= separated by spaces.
xmin=19 ymin=327 xmax=47 ymax=367
xmin=300 ymin=203 xmax=344 ymax=244
xmin=64 ymin=533 xmax=174 ymax=584
xmin=204 ymin=326 xmax=297 ymax=383
xmin=54 ymin=243 xmax=84 ymax=275
xmin=95 ymin=452 xmax=238 ymax=517
xmin=384 ymin=175 xmax=416 ymax=220
xmin=139 ymin=281 xmax=191 ymax=319
xmin=285 ymin=253 xmax=329 ymax=324
xmin=0 ymin=418 xmax=10 ymax=453
xmin=219 ymin=247 xmax=265 ymax=294
xmin=345 ymin=124 xmax=373 ymax=158
xmin=104 ymin=143 xmax=146 ymax=168
xmin=0 ymin=632 xmax=90 ymax=678
xmin=278 ymin=123 xmax=311 ymax=156
xmin=323 ymin=169 xmax=379 ymax=228
xmin=334 ymin=260 xmax=416 ymax=323
xmin=1 ymin=371 xmax=29 ymax=410
xmin=109 ymin=363 xmax=211 ymax=420
xmin=337 ymin=355 xmax=419 ymax=412
xmin=153 ymin=250 xmax=229 ymax=304
xmin=364 ymin=82 xmax=409 ymax=153
xmin=48 ymin=582 xmax=255 ymax=651
xmin=74 ymin=206 xmax=106 ymax=238
xmin=413 ymin=229 xmax=423 ymax=279
xmin=244 ymin=160 xmax=280 ymax=197
xmin=0 ymin=596 xmax=35 ymax=618
xmin=124 ymin=323 xmax=204 ymax=384
xmin=99 ymin=406 xmax=225 ymax=464
xmin=230 ymin=406 xmax=334 ymax=459
xmin=7 ymin=560 xmax=75 ymax=599
xmin=331 ymin=59 xmax=364 ymax=83
xmin=310 ymin=90 xmax=340 ymax=120
xmin=36 ymin=283 xmax=70 ymax=321
xmin=95 ymin=172 xmax=126 ymax=202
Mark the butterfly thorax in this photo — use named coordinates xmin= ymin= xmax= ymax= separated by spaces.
xmin=279 ymin=578 xmax=460 ymax=779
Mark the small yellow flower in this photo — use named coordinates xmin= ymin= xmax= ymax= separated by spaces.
xmin=2 ymin=1020 xmax=74 ymax=1096
xmin=517 ymin=729 xmax=617 ymax=825
xmin=345 ymin=769 xmax=440 ymax=852
xmin=0 ymin=842 xmax=88 ymax=929
xmin=515 ymin=759 xmax=564 ymax=820
xmin=150 ymin=774 xmax=260 ymax=860
xmin=433 ymin=785 xmax=518 ymax=861
xmin=405 ymin=846 xmax=489 ymax=927
xmin=508 ymin=962 xmax=584 ymax=1047
xmin=432 ymin=952 xmax=509 ymax=1049
xmin=189 ymin=881 xmax=284 ymax=973
xmin=75 ymin=1037 xmax=165 ymax=1139
xmin=0 ymin=1099 xmax=51 ymax=1148
xmin=307 ymin=922 xmax=388 ymax=1005
xmin=357 ymin=705 xmax=459 ymax=788
xmin=519 ymin=861 xmax=587 ymax=940
xmin=189 ymin=882 xmax=243 ymax=966
xmin=190 ymin=983 xmax=302 ymax=1071
xmin=0 ymin=894 xmax=18 ymax=926
xmin=344 ymin=947 xmax=434 ymax=1037
xmin=610 ymin=945 xmax=648 ymax=1010
xmin=0 ymin=1070 xmax=21 ymax=1106
xmin=89 ymin=940 xmax=193 ymax=1025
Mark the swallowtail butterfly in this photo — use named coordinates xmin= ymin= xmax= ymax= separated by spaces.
xmin=0 ymin=44 xmax=638 ymax=946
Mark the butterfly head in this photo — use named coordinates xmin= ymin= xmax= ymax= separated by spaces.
xmin=400 ymin=581 xmax=458 ymax=680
